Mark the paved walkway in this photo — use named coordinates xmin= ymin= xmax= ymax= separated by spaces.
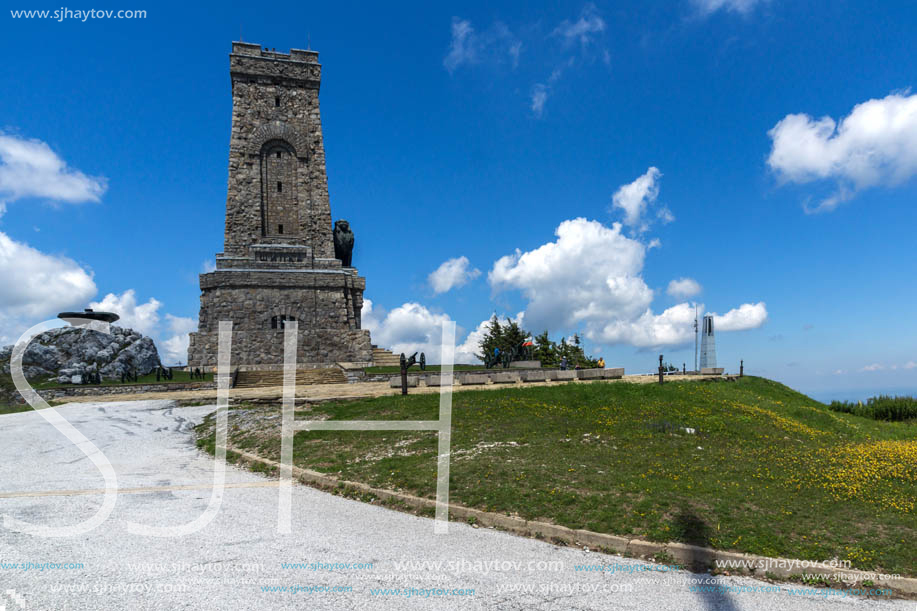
xmin=0 ymin=400 xmax=908 ymax=610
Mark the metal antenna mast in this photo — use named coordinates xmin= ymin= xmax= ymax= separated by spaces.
xmin=693 ymin=303 xmax=698 ymax=373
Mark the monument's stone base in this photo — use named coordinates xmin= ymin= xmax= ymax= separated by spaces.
xmin=188 ymin=266 xmax=371 ymax=370
xmin=188 ymin=328 xmax=372 ymax=370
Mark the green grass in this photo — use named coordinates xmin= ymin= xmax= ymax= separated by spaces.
xmin=0 ymin=404 xmax=31 ymax=415
xmin=829 ymin=395 xmax=917 ymax=422
xmin=194 ymin=377 xmax=917 ymax=575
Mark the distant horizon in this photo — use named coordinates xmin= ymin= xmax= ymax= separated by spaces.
xmin=802 ymin=386 xmax=917 ymax=405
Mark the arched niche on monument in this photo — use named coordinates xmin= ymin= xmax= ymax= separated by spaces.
xmin=259 ymin=139 xmax=299 ymax=238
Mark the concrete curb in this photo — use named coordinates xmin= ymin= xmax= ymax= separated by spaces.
xmin=222 ymin=445 xmax=917 ymax=599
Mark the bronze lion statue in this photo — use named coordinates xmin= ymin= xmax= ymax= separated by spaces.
xmin=333 ymin=219 xmax=354 ymax=267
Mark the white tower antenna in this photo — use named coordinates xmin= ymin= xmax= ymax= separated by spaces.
xmin=699 ymin=313 xmax=716 ymax=370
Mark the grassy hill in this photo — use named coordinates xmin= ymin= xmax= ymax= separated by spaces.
xmin=198 ymin=376 xmax=916 ymax=575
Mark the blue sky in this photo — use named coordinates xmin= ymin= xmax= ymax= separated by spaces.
xmin=1 ymin=0 xmax=916 ymax=399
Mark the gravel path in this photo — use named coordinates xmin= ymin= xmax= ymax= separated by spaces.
xmin=49 ymin=374 xmax=710 ymax=405
xmin=0 ymin=400 xmax=909 ymax=610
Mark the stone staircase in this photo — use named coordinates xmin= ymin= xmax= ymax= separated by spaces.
xmin=372 ymin=346 xmax=402 ymax=367
xmin=233 ymin=368 xmax=347 ymax=389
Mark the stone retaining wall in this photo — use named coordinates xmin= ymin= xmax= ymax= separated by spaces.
xmin=386 ymin=368 xmax=625 ymax=388
xmin=8 ymin=381 xmax=217 ymax=405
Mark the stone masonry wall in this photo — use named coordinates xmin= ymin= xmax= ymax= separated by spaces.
xmin=224 ymin=42 xmax=333 ymax=259
xmin=188 ymin=328 xmax=372 ymax=369
xmin=195 ymin=270 xmax=365 ymax=333
xmin=5 ymin=382 xmax=217 ymax=406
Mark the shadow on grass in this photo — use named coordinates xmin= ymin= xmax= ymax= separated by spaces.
xmin=675 ymin=508 xmax=740 ymax=611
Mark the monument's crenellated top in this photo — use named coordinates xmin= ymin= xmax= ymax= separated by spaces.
xmin=231 ymin=41 xmax=320 ymax=63
xmin=230 ymin=41 xmax=321 ymax=87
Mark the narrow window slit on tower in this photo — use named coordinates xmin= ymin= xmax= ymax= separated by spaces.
xmin=275 ymin=96 xmax=280 ymax=107
xmin=276 ymin=151 xmax=281 ymax=159
xmin=277 ymin=181 xmax=282 ymax=192
xmin=278 ymin=224 xmax=284 ymax=234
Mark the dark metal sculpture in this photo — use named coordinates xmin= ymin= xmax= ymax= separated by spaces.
xmin=333 ymin=220 xmax=354 ymax=267
xmin=57 ymin=308 xmax=120 ymax=325
xmin=398 ymin=351 xmax=426 ymax=395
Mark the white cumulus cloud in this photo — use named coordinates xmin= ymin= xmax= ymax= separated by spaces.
xmin=0 ymin=134 xmax=106 ymax=343
xmin=488 ymin=217 xmax=767 ymax=348
xmin=453 ymin=317 xmax=492 ymax=364
xmin=90 ymin=289 xmax=162 ymax=337
xmin=428 ymin=256 xmax=481 ymax=294
xmin=489 ymin=218 xmax=652 ymax=336
xmin=160 ymin=314 xmax=197 ymax=365
xmin=767 ymin=91 xmax=917 ymax=212
xmin=711 ymin=302 xmax=768 ymax=331
xmin=611 ymin=167 xmax=662 ymax=229
xmin=596 ymin=302 xmax=698 ymax=347
xmin=0 ymin=132 xmax=106 ymax=216
xmin=89 ymin=290 xmax=197 ymax=365
xmin=362 ymin=299 xmax=480 ymax=364
xmin=0 ymin=232 xmax=97 ymax=344
xmin=667 ymin=277 xmax=702 ymax=299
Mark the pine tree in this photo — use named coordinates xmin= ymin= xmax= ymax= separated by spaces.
xmin=477 ymin=315 xmax=503 ymax=362
xmin=533 ymin=330 xmax=556 ymax=366
xmin=501 ymin=319 xmax=529 ymax=355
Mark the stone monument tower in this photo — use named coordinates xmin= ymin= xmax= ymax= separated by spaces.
xmin=188 ymin=42 xmax=372 ymax=369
